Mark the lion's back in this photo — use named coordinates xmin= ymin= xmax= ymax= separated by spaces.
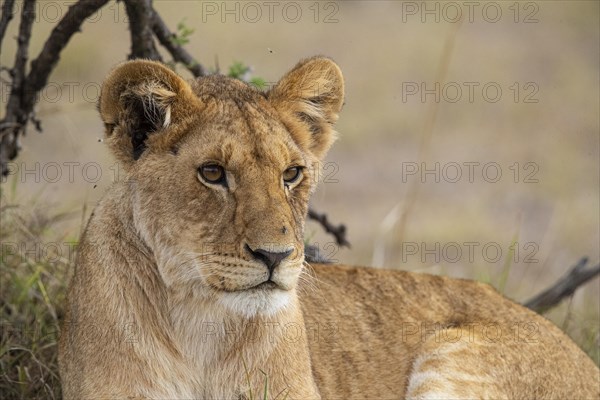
xmin=300 ymin=264 xmax=599 ymax=398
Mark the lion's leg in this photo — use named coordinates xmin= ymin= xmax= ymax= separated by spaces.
xmin=405 ymin=326 xmax=550 ymax=400
xmin=406 ymin=328 xmax=502 ymax=399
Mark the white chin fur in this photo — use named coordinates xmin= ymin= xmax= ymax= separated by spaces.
xmin=217 ymin=289 xmax=292 ymax=318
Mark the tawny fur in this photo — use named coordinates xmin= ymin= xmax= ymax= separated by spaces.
xmin=59 ymin=58 xmax=599 ymax=399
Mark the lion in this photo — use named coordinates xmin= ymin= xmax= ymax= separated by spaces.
xmin=58 ymin=57 xmax=599 ymax=399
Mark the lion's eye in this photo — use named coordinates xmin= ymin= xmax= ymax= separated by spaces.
xmin=283 ymin=166 xmax=302 ymax=185
xmin=198 ymin=164 xmax=226 ymax=185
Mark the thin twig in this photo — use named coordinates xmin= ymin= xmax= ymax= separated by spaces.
xmin=5 ymin=0 xmax=35 ymax=121
xmin=525 ymin=257 xmax=600 ymax=313
xmin=151 ymin=9 xmax=207 ymax=77
xmin=123 ymin=0 xmax=162 ymax=61
xmin=0 ymin=0 xmax=36 ymax=177
xmin=0 ymin=0 xmax=16 ymax=55
xmin=307 ymin=208 xmax=350 ymax=248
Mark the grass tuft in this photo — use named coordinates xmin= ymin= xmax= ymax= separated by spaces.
xmin=1 ymin=188 xmax=73 ymax=399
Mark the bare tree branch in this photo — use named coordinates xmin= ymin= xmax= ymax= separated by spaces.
xmin=0 ymin=0 xmax=36 ymax=177
xmin=151 ymin=10 xmax=207 ymax=77
xmin=0 ymin=0 xmax=16 ymax=54
xmin=307 ymin=209 xmax=351 ymax=248
xmin=123 ymin=0 xmax=161 ymax=61
xmin=0 ymin=0 xmax=110 ymax=176
xmin=305 ymin=243 xmax=334 ymax=264
xmin=5 ymin=0 xmax=34 ymax=116
xmin=525 ymin=257 xmax=600 ymax=313
xmin=24 ymin=0 xmax=110 ymax=111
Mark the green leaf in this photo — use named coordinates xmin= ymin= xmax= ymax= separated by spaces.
xmin=249 ymin=77 xmax=267 ymax=90
xmin=228 ymin=61 xmax=250 ymax=79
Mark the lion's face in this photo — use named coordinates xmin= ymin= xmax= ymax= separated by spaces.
xmin=99 ymin=58 xmax=344 ymax=317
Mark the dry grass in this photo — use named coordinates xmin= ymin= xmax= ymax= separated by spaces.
xmin=0 ymin=183 xmax=73 ymax=399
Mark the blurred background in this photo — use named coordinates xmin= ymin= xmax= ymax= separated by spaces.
xmin=1 ymin=0 xmax=598 ymax=394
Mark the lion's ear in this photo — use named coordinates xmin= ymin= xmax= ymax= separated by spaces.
xmin=268 ymin=57 xmax=344 ymax=160
xmin=99 ymin=60 xmax=195 ymax=166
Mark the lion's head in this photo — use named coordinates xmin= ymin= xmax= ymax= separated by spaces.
xmin=98 ymin=57 xmax=344 ymax=317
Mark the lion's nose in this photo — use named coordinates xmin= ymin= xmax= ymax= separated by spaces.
xmin=245 ymin=245 xmax=293 ymax=274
